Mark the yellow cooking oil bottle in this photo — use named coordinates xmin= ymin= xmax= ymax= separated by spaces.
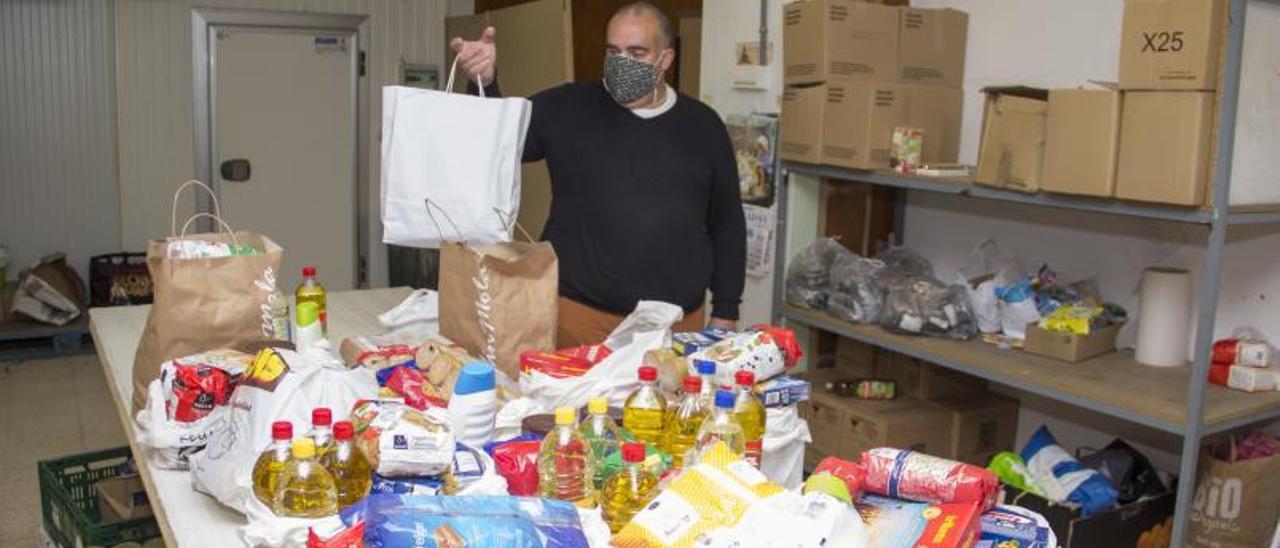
xmin=251 ymin=421 xmax=293 ymax=505
xmin=696 ymin=390 xmax=746 ymax=457
xmin=273 ymin=437 xmax=339 ymax=518
xmin=295 ymin=266 xmax=328 ymax=335
xmin=602 ymin=442 xmax=660 ymax=533
xmin=578 ymin=396 xmax=622 ymax=489
xmin=733 ymin=370 xmax=767 ymax=468
xmin=663 ymin=375 xmax=708 ymax=469
xmin=319 ymin=421 xmax=372 ymax=508
xmin=623 ymin=366 xmax=667 ymax=447
xmin=538 ymin=407 xmax=596 ymax=507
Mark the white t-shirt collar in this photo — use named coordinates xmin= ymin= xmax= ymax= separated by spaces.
xmin=631 ymin=84 xmax=677 ymax=119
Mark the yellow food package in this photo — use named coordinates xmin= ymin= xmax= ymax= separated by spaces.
xmin=612 ymin=443 xmax=784 ymax=547
xmin=1039 ymin=306 xmax=1101 ymax=335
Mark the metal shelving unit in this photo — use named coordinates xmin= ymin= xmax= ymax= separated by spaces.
xmin=769 ymin=0 xmax=1275 ymax=544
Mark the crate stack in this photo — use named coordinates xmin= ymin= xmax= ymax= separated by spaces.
xmin=977 ymin=0 xmax=1226 ymax=206
xmin=779 ymin=0 xmax=968 ymax=170
xmin=800 ymin=337 xmax=1019 ymax=469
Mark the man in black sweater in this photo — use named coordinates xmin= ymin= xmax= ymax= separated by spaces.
xmin=451 ymin=2 xmax=746 ymax=346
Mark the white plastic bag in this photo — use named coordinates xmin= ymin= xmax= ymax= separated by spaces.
xmin=701 ymin=491 xmax=868 ymax=548
xmin=380 ymin=60 xmax=532 ymax=248
xmin=190 ymin=343 xmax=379 ymax=516
xmin=960 ymin=239 xmax=1023 ymax=334
xmin=135 ymin=350 xmax=249 ymax=470
xmin=762 ymin=405 xmax=811 ymax=490
xmin=377 ymin=288 xmax=440 ymax=337
xmin=517 ymin=301 xmax=682 ymax=413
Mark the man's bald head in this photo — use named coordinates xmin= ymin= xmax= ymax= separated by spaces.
xmin=611 ymin=1 xmax=675 ymax=50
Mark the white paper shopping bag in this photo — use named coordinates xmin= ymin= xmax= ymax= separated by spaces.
xmin=381 ymin=59 xmax=532 ymax=248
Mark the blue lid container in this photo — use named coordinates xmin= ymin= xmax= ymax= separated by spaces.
xmin=453 ymin=361 xmax=496 ymax=395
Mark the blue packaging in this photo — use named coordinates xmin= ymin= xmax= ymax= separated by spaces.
xmin=672 ymin=332 xmax=717 ymax=356
xmin=374 ymin=362 xmax=416 ymax=386
xmin=977 ymin=506 xmax=1054 ymax=548
xmin=752 ymin=375 xmax=811 ymax=407
xmin=341 ymin=495 xmax=589 ymax=548
xmin=1020 ymin=425 xmax=1118 ymax=516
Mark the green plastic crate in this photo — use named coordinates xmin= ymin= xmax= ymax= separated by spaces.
xmin=38 ymin=446 xmax=161 ymax=548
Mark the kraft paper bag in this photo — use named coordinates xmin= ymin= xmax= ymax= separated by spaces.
xmin=130 ymin=182 xmax=284 ymax=412
xmin=1188 ymin=442 xmax=1280 ymax=547
xmin=438 ymin=241 xmax=557 ymax=385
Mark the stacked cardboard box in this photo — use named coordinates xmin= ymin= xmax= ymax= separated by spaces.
xmin=780 ymin=0 xmax=967 ymax=170
xmin=982 ymin=0 xmax=1223 ymax=205
xmin=804 ymin=337 xmax=1019 ymax=466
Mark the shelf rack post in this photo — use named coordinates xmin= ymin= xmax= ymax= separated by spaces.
xmin=771 ymin=163 xmax=791 ymax=325
xmin=1170 ymin=0 xmax=1249 ymax=544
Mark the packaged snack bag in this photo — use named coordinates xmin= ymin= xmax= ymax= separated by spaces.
xmin=614 ymin=443 xmax=785 ymax=547
xmin=341 ymin=495 xmax=588 ymax=548
xmin=350 ymin=399 xmax=455 ymax=477
xmin=691 ymin=325 xmax=803 ymax=388
xmin=861 ymin=448 xmax=1001 ymax=513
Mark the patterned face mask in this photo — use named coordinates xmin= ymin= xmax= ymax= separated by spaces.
xmin=602 ymin=53 xmax=661 ymax=106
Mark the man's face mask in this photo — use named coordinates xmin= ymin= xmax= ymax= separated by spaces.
xmin=602 ymin=53 xmax=662 ymax=106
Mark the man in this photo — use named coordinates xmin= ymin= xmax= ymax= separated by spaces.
xmin=450 ymin=2 xmax=746 ymax=346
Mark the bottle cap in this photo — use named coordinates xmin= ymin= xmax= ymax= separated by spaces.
xmin=714 ymin=389 xmax=735 ymax=409
xmin=291 ymin=437 xmax=316 ymax=460
xmin=554 ymin=406 xmax=576 ymax=426
xmin=312 ymin=407 xmax=332 ymax=426
xmin=588 ymin=396 xmax=608 ymax=415
xmin=622 ymin=442 xmax=646 ymax=463
xmin=694 ymin=359 xmax=716 ymax=376
xmin=333 ymin=421 xmax=354 ymax=441
xmin=453 ymin=361 xmax=496 ymax=395
xmin=682 ymin=375 xmax=702 ymax=393
xmin=271 ymin=421 xmax=293 ymax=441
xmin=302 ymin=266 xmax=316 ymax=277
xmin=638 ymin=366 xmax=657 ymax=382
xmin=735 ymin=370 xmax=755 ymax=387
xmin=296 ymin=301 xmax=319 ymax=327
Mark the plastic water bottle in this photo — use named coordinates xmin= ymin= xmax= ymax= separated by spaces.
xmin=447 ymin=361 xmax=498 ymax=448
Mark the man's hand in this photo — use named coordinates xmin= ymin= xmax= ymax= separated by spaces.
xmin=707 ymin=317 xmax=737 ymax=331
xmin=449 ymin=26 xmax=497 ymax=86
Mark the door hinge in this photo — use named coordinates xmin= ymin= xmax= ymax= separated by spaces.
xmin=358 ymin=256 xmax=368 ymax=286
xmin=358 ymin=50 xmax=366 ymax=77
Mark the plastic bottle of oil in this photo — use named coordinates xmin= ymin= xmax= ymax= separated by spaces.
xmin=295 ymin=266 xmax=327 ymax=336
xmin=693 ymin=359 xmax=718 ymax=409
xmin=696 ymin=390 xmax=746 ymax=457
xmin=319 ymin=421 xmax=371 ymax=508
xmin=663 ymin=375 xmax=708 ymax=469
xmin=733 ymin=370 xmax=767 ymax=468
xmin=308 ymin=408 xmax=334 ymax=458
xmin=251 ymin=421 xmax=292 ymax=506
xmin=273 ymin=437 xmax=339 ymax=518
xmin=537 ymin=407 xmax=596 ymax=507
xmin=623 ymin=366 xmax=667 ymax=447
xmin=577 ymin=396 xmax=621 ymax=489
xmin=601 ymin=442 xmax=660 ymax=533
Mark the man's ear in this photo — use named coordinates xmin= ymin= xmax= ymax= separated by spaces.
xmin=659 ymin=48 xmax=676 ymax=73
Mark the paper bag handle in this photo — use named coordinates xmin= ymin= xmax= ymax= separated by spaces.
xmin=494 ymin=206 xmax=535 ymax=243
xmin=444 ymin=55 xmax=486 ymax=97
xmin=424 ymin=198 xmax=466 ymax=243
xmin=179 ymin=212 xmax=242 ymax=247
xmin=170 ymin=180 xmax=223 ymax=236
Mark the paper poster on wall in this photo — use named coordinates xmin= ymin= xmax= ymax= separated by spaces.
xmin=744 ymin=204 xmax=775 ymax=278
xmin=727 ymin=113 xmax=778 ymax=207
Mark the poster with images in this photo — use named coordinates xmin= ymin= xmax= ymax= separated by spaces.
xmin=726 ymin=113 xmax=778 ymax=207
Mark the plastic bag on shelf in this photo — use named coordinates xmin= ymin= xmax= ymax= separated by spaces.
xmin=877 ymin=275 xmax=977 ymax=340
xmin=957 ymin=239 xmax=1023 ymax=334
xmin=827 ymin=253 xmax=886 ymax=324
xmin=1213 ymin=327 xmax=1276 ymax=367
xmin=1077 ymin=439 xmax=1167 ymax=504
xmin=784 ymin=238 xmax=850 ymax=310
xmin=873 ymin=245 xmax=935 ymax=283
xmin=1021 ymin=425 xmax=1118 ymax=516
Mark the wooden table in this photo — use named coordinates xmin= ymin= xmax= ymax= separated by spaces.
xmin=89 ymin=287 xmax=413 ymax=547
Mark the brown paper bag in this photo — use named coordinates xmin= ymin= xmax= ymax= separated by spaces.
xmin=1188 ymin=441 xmax=1280 ymax=547
xmin=130 ymin=182 xmax=284 ymax=411
xmin=438 ymin=241 xmax=557 ymax=383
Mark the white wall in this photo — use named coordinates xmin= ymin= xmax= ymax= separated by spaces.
xmin=1 ymin=0 xmax=121 ymax=279
xmin=701 ymin=0 xmax=1280 ymax=472
xmin=114 ymin=0 xmax=447 ymax=288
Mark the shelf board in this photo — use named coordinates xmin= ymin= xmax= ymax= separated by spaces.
xmin=784 ymin=162 xmax=1221 ymax=225
xmin=783 ymin=305 xmax=1280 ymax=436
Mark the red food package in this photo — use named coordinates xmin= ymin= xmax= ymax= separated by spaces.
xmin=750 ymin=324 xmax=804 ymax=367
xmin=813 ymin=457 xmax=867 ymax=500
xmin=492 ymin=440 xmax=542 ymax=496
xmin=860 ymin=447 xmax=1000 ymax=513
xmin=307 ymin=519 xmax=364 ymax=548
xmin=166 ymin=363 xmax=234 ymax=423
xmin=916 ymin=501 xmax=982 ymax=548
xmin=386 ymin=366 xmax=446 ymax=410
xmin=1209 ymin=362 xmax=1231 ymax=386
xmin=555 ymin=344 xmax=613 ymax=365
xmin=519 ymin=350 xmax=593 ymax=379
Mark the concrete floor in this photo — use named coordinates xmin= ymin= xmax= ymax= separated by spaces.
xmin=0 ymin=354 xmax=127 ymax=547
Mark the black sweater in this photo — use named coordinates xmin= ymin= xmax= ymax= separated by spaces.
xmin=483 ymin=81 xmax=746 ymax=320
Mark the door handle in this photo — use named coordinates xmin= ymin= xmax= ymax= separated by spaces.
xmin=220 ymin=159 xmax=251 ymax=182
